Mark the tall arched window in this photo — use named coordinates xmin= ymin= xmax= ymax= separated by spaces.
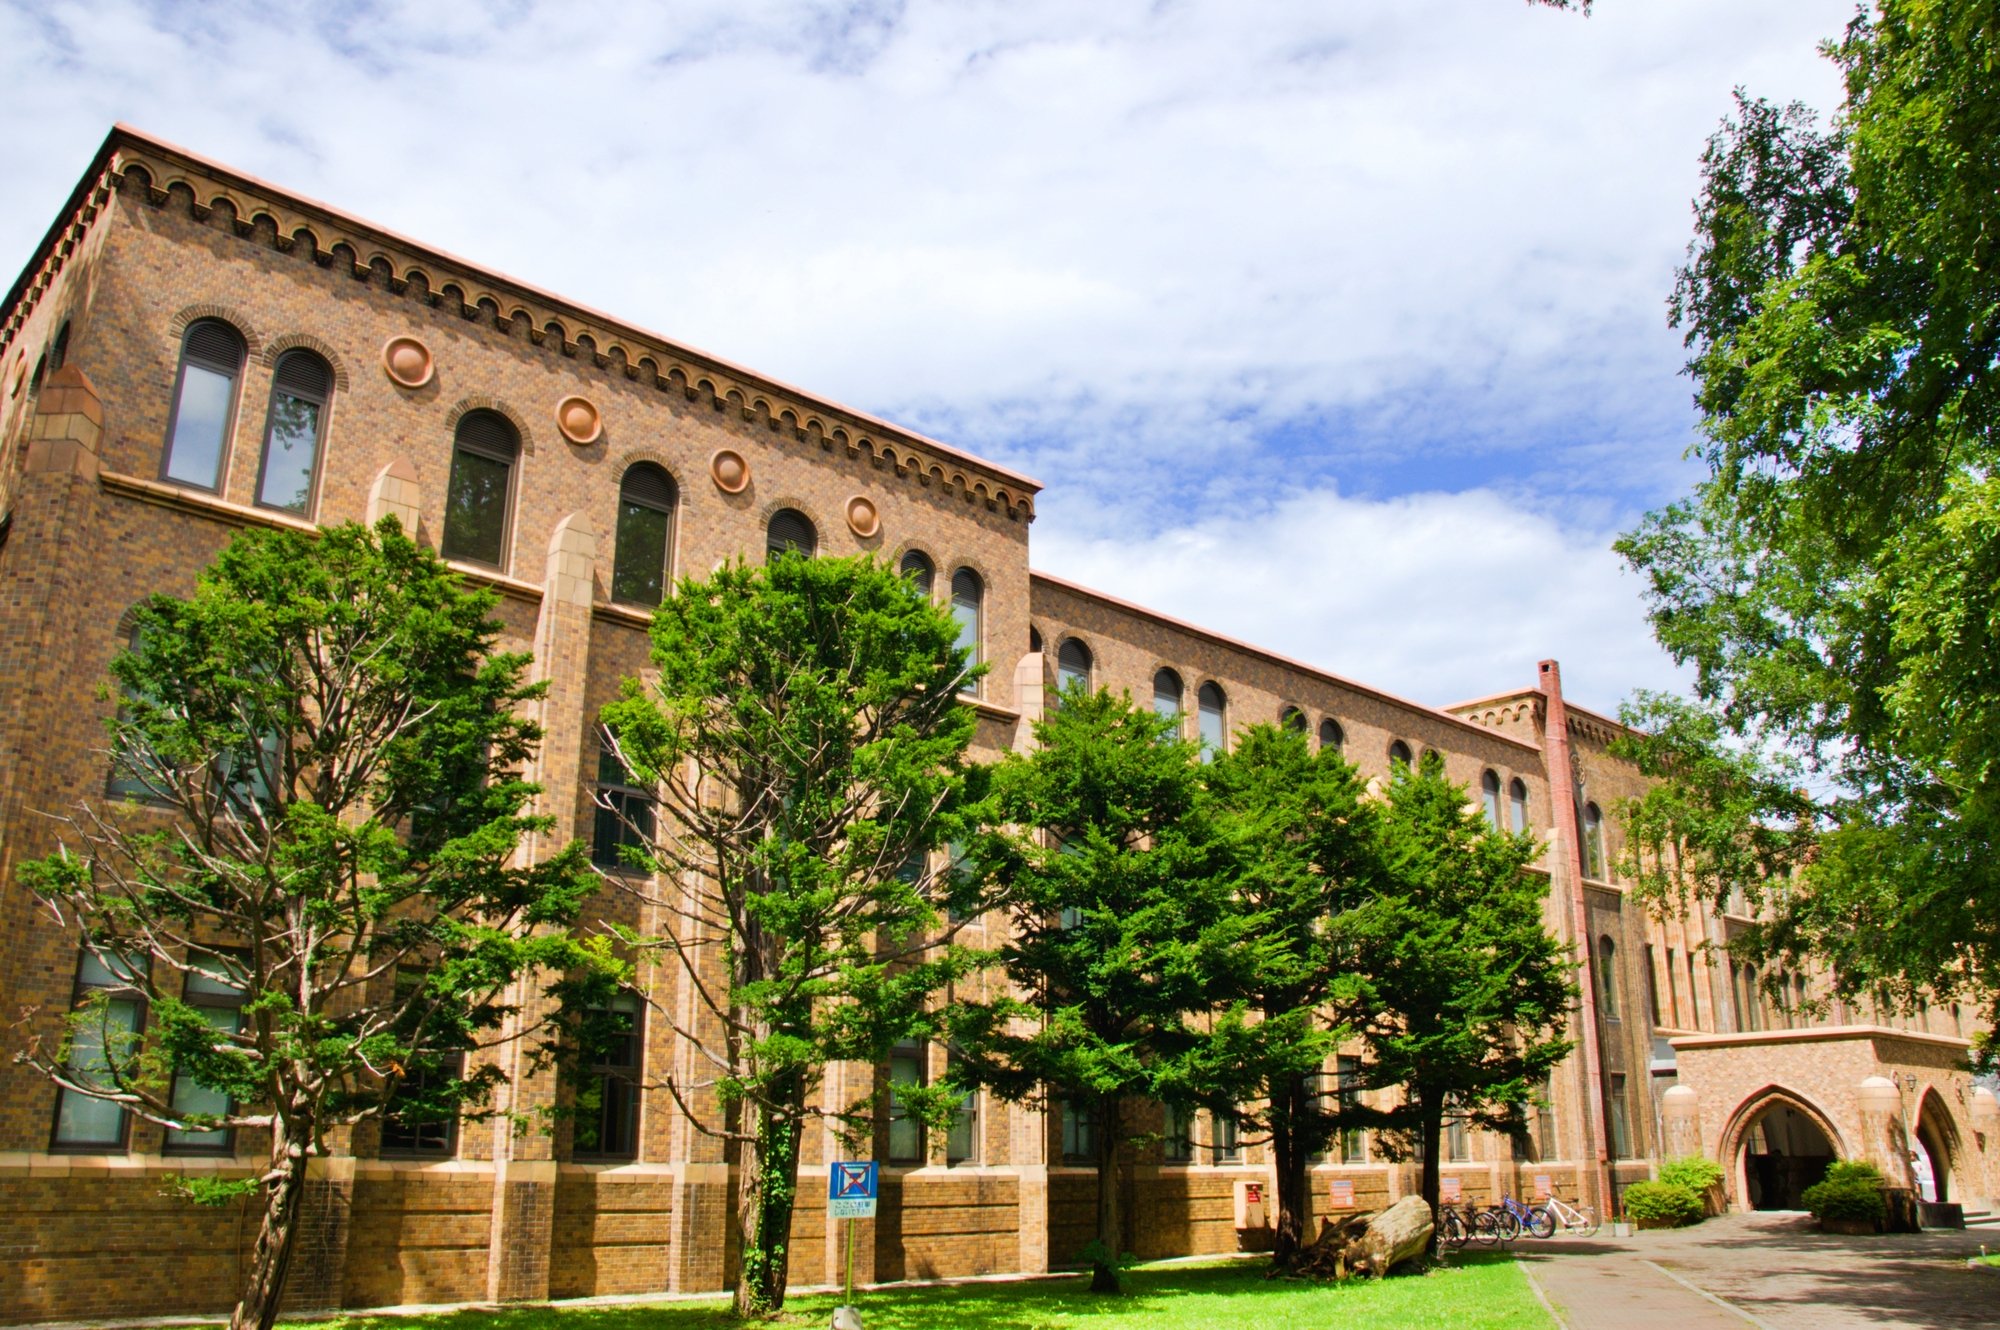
xmin=162 ymin=319 xmax=246 ymax=491
xmin=441 ymin=410 xmax=520 ymax=568
xmin=1388 ymin=739 xmax=1413 ymax=771
xmin=1508 ymin=777 xmax=1529 ymax=834
xmin=1197 ymin=682 xmax=1227 ymax=758
xmin=1153 ymin=669 xmax=1183 ymax=723
xmin=1481 ymin=770 xmax=1503 ymax=829
xmin=1055 ymin=638 xmax=1092 ymax=698
xmin=253 ymin=350 xmax=332 ymax=515
xmin=1596 ymin=935 xmax=1619 ymax=1019
xmin=766 ymin=508 xmax=816 ymax=560
xmin=899 ymin=549 xmax=934 ymax=596
xmin=1280 ymin=706 xmax=1307 ymax=736
xmin=611 ymin=462 xmax=677 ymax=607
xmin=1581 ymin=801 xmax=1606 ymax=879
xmin=1319 ymin=718 xmax=1344 ymax=752
xmin=951 ymin=568 xmax=983 ymax=695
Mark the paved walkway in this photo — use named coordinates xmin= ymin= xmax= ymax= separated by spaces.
xmin=1517 ymin=1212 xmax=1998 ymax=1330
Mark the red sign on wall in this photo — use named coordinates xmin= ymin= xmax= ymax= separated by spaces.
xmin=1329 ymin=1178 xmax=1355 ymax=1209
xmin=1533 ymin=1173 xmax=1553 ymax=1200
xmin=1441 ymin=1176 xmax=1462 ymax=1202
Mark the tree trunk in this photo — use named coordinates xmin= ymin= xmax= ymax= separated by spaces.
xmin=733 ymin=1071 xmax=805 ymax=1316
xmin=1350 ymin=1195 xmax=1434 ymax=1276
xmin=1269 ymin=1073 xmax=1310 ymax=1269
xmin=1417 ymin=1094 xmax=1443 ymax=1224
xmin=1089 ymin=1096 xmax=1123 ymax=1293
xmin=230 ymin=1123 xmax=311 ymax=1330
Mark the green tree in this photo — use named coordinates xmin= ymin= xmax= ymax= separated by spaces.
xmin=14 ymin=520 xmax=605 ymax=1330
xmin=1345 ymin=754 xmax=1573 ymax=1219
xmin=597 ymin=552 xmax=985 ymax=1317
xmin=1192 ymin=723 xmax=1378 ymax=1269
xmin=947 ymin=686 xmax=1238 ymax=1294
xmin=1617 ymin=0 xmax=2000 ymax=1060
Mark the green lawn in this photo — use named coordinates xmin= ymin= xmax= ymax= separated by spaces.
xmin=290 ymin=1254 xmax=1551 ymax=1330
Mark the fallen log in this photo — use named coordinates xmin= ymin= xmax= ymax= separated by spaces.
xmin=1343 ymin=1195 xmax=1434 ymax=1277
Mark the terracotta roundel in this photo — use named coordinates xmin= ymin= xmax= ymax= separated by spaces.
xmin=845 ymin=495 xmax=881 ymax=539
xmin=710 ymin=448 xmax=750 ymax=494
xmin=556 ymin=395 xmax=603 ymax=446
xmin=381 ymin=335 xmax=434 ymax=388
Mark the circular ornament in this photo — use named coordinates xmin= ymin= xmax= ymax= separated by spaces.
xmin=710 ymin=448 xmax=750 ymax=494
xmin=556 ymin=395 xmax=602 ymax=445
xmin=382 ymin=336 xmax=434 ymax=388
xmin=845 ymin=495 xmax=880 ymax=539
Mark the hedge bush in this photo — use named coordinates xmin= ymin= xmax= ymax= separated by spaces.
xmin=1658 ymin=1156 xmax=1724 ymax=1196
xmin=1621 ymin=1181 xmax=1705 ymax=1228
xmin=1802 ymin=1160 xmax=1887 ymax=1225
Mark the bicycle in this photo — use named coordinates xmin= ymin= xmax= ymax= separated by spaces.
xmin=1537 ymin=1191 xmax=1600 ymax=1237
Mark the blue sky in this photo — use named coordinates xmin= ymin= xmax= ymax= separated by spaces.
xmin=0 ymin=0 xmax=1858 ymax=712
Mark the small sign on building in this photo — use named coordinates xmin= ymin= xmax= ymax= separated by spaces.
xmin=828 ymin=1160 xmax=879 ymax=1220
xmin=1533 ymin=1173 xmax=1552 ymax=1201
xmin=1441 ymin=1175 xmax=1462 ymax=1203
xmin=1329 ymin=1178 xmax=1355 ymax=1210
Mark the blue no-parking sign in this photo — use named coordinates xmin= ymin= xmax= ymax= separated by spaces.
xmin=828 ymin=1160 xmax=879 ymax=1219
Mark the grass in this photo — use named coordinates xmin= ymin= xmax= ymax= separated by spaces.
xmin=1973 ymin=1253 xmax=1999 ymax=1268
xmin=288 ymin=1253 xmax=1551 ymax=1330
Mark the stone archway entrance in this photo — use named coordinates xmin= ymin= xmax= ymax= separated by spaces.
xmin=1912 ymin=1092 xmax=1956 ymax=1204
xmin=1740 ymin=1102 xmax=1836 ymax=1210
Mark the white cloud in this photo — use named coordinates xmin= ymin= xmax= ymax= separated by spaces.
xmin=1033 ymin=484 xmax=1687 ymax=716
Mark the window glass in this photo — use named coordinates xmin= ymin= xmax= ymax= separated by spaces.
xmin=951 ymin=569 xmax=982 ymax=695
xmin=611 ymin=463 xmax=676 ymax=607
xmin=441 ymin=411 xmax=519 ymax=568
xmin=945 ymin=1053 xmax=978 ymax=1165
xmin=1582 ymin=802 xmax=1606 ymax=879
xmin=1509 ymin=778 xmax=1530 ymax=834
xmin=254 ymin=351 xmax=331 ymax=514
xmin=1388 ymin=740 xmax=1413 ymax=770
xmin=1481 ymin=770 xmax=1502 ymax=829
xmin=899 ymin=550 xmax=934 ymax=596
xmin=1061 ymin=1101 xmax=1097 ymax=1164
xmin=766 ymin=509 xmax=816 ymax=560
xmin=1596 ymin=935 xmax=1619 ymax=1019
xmin=163 ymin=321 xmax=244 ymax=490
xmin=888 ymin=1041 xmax=926 ymax=1163
xmin=574 ymin=992 xmax=641 ymax=1159
xmin=1213 ymin=1109 xmax=1241 ymax=1163
xmin=592 ymin=743 xmax=656 ymax=872
xmin=1607 ymin=1074 xmax=1632 ymax=1158
xmin=1319 ymin=718 xmax=1344 ymax=752
xmin=1335 ymin=1054 xmax=1367 ymax=1163
xmin=1280 ymin=706 xmax=1307 ymax=735
xmin=1197 ymin=683 xmax=1226 ymax=759
xmin=1162 ymin=1102 xmax=1192 ymax=1163
xmin=1055 ymin=639 xmax=1092 ymax=697
xmin=53 ymin=949 xmax=147 ymax=1149
xmin=1446 ymin=1105 xmax=1470 ymax=1162
xmin=166 ymin=957 xmax=247 ymax=1153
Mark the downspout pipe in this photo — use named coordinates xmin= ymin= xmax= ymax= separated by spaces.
xmin=1539 ymin=659 xmax=1615 ymax=1215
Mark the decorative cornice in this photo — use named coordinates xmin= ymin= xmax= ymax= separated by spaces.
xmin=34 ymin=126 xmax=1038 ymax=522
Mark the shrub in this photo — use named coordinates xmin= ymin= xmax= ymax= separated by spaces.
xmin=1658 ymin=1156 xmax=1725 ymax=1196
xmin=1801 ymin=1165 xmax=1887 ymax=1226
xmin=1621 ymin=1181 xmax=1705 ymax=1228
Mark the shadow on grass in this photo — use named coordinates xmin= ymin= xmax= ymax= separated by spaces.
xmin=297 ymin=1253 xmax=1532 ymax=1330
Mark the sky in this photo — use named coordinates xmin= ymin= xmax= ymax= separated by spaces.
xmin=0 ymin=0 xmax=1860 ymax=715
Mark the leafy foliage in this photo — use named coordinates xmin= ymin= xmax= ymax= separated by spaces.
xmin=1616 ymin=0 xmax=2000 ymax=1063
xmin=1342 ymin=754 xmax=1573 ymax=1217
xmin=14 ymin=519 xmax=605 ymax=1330
xmin=598 ymin=552 xmax=986 ymax=1316
xmin=948 ymin=685 xmax=1240 ymax=1293
xmin=1658 ymin=1154 xmax=1725 ymax=1197
xmin=1620 ymin=1181 xmax=1704 ymax=1228
xmin=1802 ymin=1160 xmax=1889 ymax=1224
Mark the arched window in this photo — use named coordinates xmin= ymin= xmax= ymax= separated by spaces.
xmin=1280 ymin=706 xmax=1307 ymax=735
xmin=1388 ymin=739 xmax=1413 ymax=771
xmin=47 ymin=319 xmax=70 ymax=373
xmin=1319 ymin=718 xmax=1344 ymax=752
xmin=951 ymin=568 xmax=983 ymax=695
xmin=253 ymin=350 xmax=332 ymax=515
xmin=611 ymin=463 xmax=677 ymax=607
xmin=1596 ymin=935 xmax=1619 ymax=1019
xmin=1508 ymin=777 xmax=1529 ymax=834
xmin=1481 ymin=770 xmax=1502 ymax=829
xmin=1153 ymin=669 xmax=1183 ymax=723
xmin=766 ymin=508 xmax=816 ymax=560
xmin=162 ymin=319 xmax=246 ymax=491
xmin=1029 ymin=625 xmax=1043 ymax=653
xmin=1197 ymin=682 xmax=1227 ymax=758
xmin=1581 ymin=801 xmax=1606 ymax=879
xmin=899 ymin=549 xmax=934 ymax=596
xmin=1055 ymin=638 xmax=1092 ymax=697
xmin=441 ymin=410 xmax=520 ymax=568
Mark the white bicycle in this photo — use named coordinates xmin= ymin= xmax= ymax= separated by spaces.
xmin=1538 ymin=1193 xmax=1600 ymax=1237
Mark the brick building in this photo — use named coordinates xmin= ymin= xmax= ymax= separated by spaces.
xmin=0 ymin=127 xmax=1992 ymax=1323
